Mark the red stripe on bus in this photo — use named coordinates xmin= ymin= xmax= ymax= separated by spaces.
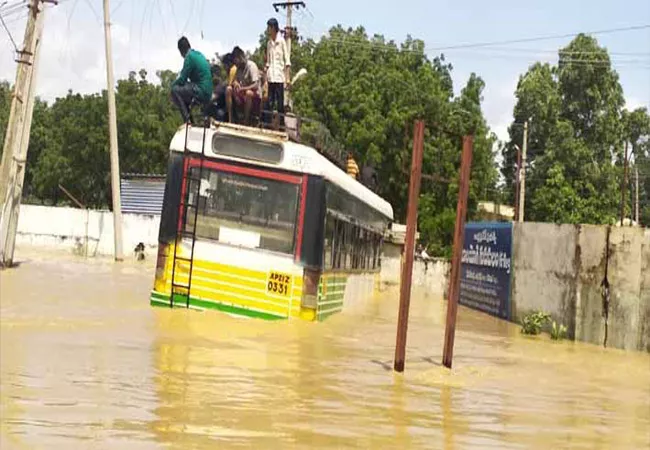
xmin=177 ymin=157 xmax=190 ymax=233
xmin=187 ymin=158 xmax=302 ymax=184
xmin=295 ymin=175 xmax=308 ymax=262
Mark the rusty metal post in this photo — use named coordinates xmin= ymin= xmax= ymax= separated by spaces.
xmin=393 ymin=120 xmax=425 ymax=373
xmin=442 ymin=135 xmax=473 ymax=369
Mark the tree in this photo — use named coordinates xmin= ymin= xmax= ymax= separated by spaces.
xmin=0 ymin=81 xmax=11 ymax=153
xmin=1 ymin=27 xmax=499 ymax=256
xmin=30 ymin=91 xmax=110 ymax=208
xmin=623 ymin=107 xmax=650 ymax=225
xmin=502 ymin=34 xmax=629 ymax=225
xmin=115 ymin=69 xmax=179 ymax=176
xmin=28 ymin=70 xmax=179 ymax=208
xmin=285 ymin=27 xmax=497 ymax=254
xmin=501 ymin=63 xmax=560 ymax=203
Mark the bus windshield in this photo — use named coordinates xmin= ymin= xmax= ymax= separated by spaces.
xmin=185 ymin=165 xmax=300 ymax=255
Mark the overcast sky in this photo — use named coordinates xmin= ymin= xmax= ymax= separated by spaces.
xmin=1 ymin=0 xmax=648 ymax=142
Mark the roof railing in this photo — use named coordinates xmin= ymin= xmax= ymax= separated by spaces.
xmin=196 ymin=106 xmax=349 ymax=171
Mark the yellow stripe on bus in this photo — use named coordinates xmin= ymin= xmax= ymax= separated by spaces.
xmin=190 ymin=285 xmax=291 ymax=316
xmin=167 ymin=276 xmax=295 ymax=308
xmin=158 ymin=256 xmax=305 ymax=318
xmin=167 ymin=259 xmax=302 ymax=290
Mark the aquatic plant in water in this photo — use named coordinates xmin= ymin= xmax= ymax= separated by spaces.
xmin=550 ymin=321 xmax=568 ymax=340
xmin=521 ymin=311 xmax=551 ymax=335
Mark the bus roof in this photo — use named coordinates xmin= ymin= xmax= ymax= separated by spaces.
xmin=170 ymin=123 xmax=394 ymax=221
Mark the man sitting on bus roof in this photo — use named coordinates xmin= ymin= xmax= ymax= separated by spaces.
xmin=208 ymin=63 xmax=227 ymax=122
xmin=346 ymin=152 xmax=359 ymax=179
xmin=226 ymin=46 xmax=261 ymax=125
xmin=171 ymin=36 xmax=213 ymax=124
xmin=361 ymin=157 xmax=379 ymax=192
xmin=223 ymin=52 xmax=238 ymax=86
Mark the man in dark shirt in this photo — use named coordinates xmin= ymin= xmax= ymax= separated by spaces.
xmin=361 ymin=158 xmax=379 ymax=193
xmin=171 ymin=36 xmax=213 ymax=124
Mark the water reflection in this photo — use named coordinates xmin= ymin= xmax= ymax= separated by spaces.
xmin=1 ymin=248 xmax=649 ymax=448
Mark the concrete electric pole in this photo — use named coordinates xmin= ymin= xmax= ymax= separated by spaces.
xmin=517 ymin=120 xmax=528 ymax=223
xmin=514 ymin=144 xmax=521 ymax=222
xmin=103 ymin=0 xmax=123 ymax=261
xmin=0 ymin=0 xmax=53 ymax=267
xmin=620 ymin=142 xmax=629 ymax=227
xmin=635 ymin=166 xmax=640 ymax=226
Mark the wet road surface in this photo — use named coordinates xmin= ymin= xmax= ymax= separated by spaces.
xmin=1 ymin=247 xmax=649 ymax=449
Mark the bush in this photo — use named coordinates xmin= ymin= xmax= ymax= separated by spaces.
xmin=521 ymin=311 xmax=551 ymax=335
xmin=550 ymin=321 xmax=567 ymax=340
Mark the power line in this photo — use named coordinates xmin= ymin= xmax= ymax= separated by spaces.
xmin=181 ymin=0 xmax=195 ymax=34
xmin=297 ymin=21 xmax=650 ymax=57
xmin=0 ymin=9 xmax=18 ymax=52
xmin=452 ymin=47 xmax=650 ymax=57
xmin=166 ymin=0 xmax=178 ymax=36
xmin=111 ymin=0 xmax=125 ymax=15
xmin=82 ymin=0 xmax=101 ymax=23
xmin=153 ymin=0 xmax=169 ymax=42
xmin=0 ymin=0 xmax=29 ymax=18
xmin=294 ymin=33 xmax=650 ymax=71
xmin=426 ymin=24 xmax=650 ymax=52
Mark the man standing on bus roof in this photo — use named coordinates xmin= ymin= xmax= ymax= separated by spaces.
xmin=361 ymin=155 xmax=379 ymax=192
xmin=226 ymin=46 xmax=261 ymax=125
xmin=171 ymin=36 xmax=213 ymax=124
xmin=265 ymin=18 xmax=291 ymax=120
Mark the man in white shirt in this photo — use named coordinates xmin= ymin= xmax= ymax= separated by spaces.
xmin=264 ymin=18 xmax=291 ymax=121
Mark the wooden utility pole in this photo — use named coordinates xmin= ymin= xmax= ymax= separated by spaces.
xmin=272 ymin=1 xmax=305 ymax=107
xmin=635 ymin=166 xmax=640 ymax=226
xmin=394 ymin=120 xmax=425 ymax=373
xmin=103 ymin=0 xmax=123 ymax=261
xmin=517 ymin=121 xmax=528 ymax=223
xmin=620 ymin=142 xmax=629 ymax=227
xmin=0 ymin=0 xmax=51 ymax=267
xmin=442 ymin=136 xmax=473 ymax=369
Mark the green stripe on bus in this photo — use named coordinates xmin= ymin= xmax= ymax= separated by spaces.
xmin=318 ymin=308 xmax=343 ymax=321
xmin=150 ymin=291 xmax=286 ymax=321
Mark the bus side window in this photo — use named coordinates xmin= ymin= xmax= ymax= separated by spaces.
xmin=344 ymin=221 xmax=353 ymax=270
xmin=323 ymin=214 xmax=335 ymax=270
xmin=373 ymin=235 xmax=379 ymax=270
xmin=332 ymin=217 xmax=343 ymax=270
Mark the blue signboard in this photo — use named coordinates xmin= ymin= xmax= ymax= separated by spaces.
xmin=459 ymin=222 xmax=513 ymax=320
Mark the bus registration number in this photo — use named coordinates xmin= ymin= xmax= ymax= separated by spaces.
xmin=267 ymin=272 xmax=291 ymax=296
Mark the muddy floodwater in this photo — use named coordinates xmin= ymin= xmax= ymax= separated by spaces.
xmin=1 ymin=248 xmax=649 ymax=449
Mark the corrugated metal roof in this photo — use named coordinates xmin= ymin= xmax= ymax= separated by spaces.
xmin=120 ymin=174 xmax=166 ymax=215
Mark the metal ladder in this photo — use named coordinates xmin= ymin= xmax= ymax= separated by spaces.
xmin=169 ymin=120 xmax=209 ymax=308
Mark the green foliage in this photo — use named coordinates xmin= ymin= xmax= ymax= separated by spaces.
xmin=624 ymin=108 xmax=650 ymax=226
xmin=0 ymin=81 xmax=11 ymax=151
xmin=502 ymin=34 xmax=650 ymax=225
xmin=521 ymin=311 xmax=551 ymax=335
xmin=1 ymin=27 xmax=499 ymax=255
xmin=287 ymin=27 xmax=498 ymax=252
xmin=1 ymin=71 xmax=180 ymax=209
xmin=1 ymin=29 xmax=648 ymax=245
xmin=550 ymin=321 xmax=567 ymax=340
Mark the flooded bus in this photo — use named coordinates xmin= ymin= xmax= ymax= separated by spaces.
xmin=151 ymin=122 xmax=394 ymax=321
